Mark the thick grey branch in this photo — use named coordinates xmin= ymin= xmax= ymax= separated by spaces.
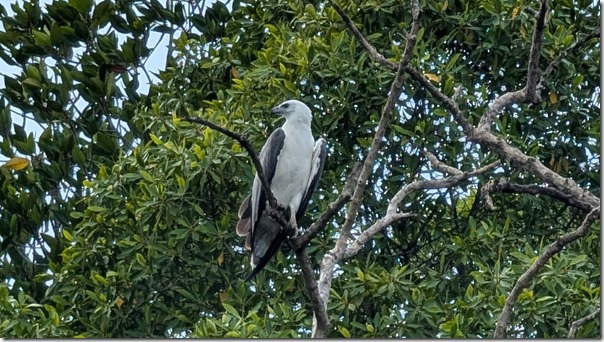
xmin=567 ymin=308 xmax=600 ymax=338
xmin=470 ymin=130 xmax=600 ymax=209
xmin=482 ymin=178 xmax=594 ymax=212
xmin=317 ymin=0 xmax=421 ymax=335
xmin=335 ymin=0 xmax=420 ymax=262
xmin=493 ymin=207 xmax=600 ymax=338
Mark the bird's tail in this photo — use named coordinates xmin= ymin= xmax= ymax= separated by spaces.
xmin=244 ymin=231 xmax=288 ymax=282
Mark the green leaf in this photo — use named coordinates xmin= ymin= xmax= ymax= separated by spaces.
xmin=222 ymin=303 xmax=241 ymax=319
xmin=62 ymin=229 xmax=73 ymax=241
xmin=87 ymin=205 xmax=105 ymax=212
xmin=93 ymin=273 xmax=109 ymax=286
xmin=69 ymin=0 xmax=93 ymax=14
xmin=32 ymin=30 xmax=52 ymax=47
xmin=339 ymin=326 xmax=351 ymax=338
xmin=135 ymin=253 xmax=146 ymax=266
xmin=139 ymin=170 xmax=154 ymax=182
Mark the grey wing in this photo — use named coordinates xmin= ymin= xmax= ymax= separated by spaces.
xmin=296 ymin=138 xmax=327 ymax=220
xmin=250 ymin=128 xmax=285 ymax=247
xmin=235 ymin=128 xmax=285 ymax=250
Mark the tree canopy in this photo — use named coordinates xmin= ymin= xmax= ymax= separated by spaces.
xmin=0 ymin=0 xmax=600 ymax=338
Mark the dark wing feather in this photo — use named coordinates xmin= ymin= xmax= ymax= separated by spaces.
xmin=239 ymin=128 xmax=286 ymax=281
xmin=250 ymin=128 xmax=285 ymax=250
xmin=296 ymin=138 xmax=327 ymax=220
xmin=244 ymin=214 xmax=288 ymax=282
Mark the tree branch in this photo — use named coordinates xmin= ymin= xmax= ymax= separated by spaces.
xmin=567 ymin=308 xmax=600 ymax=338
xmin=481 ymin=178 xmax=594 ymax=212
xmin=477 ymin=0 xmax=548 ymax=130
xmin=469 ymin=130 xmax=600 ymax=209
xmin=422 ymin=151 xmax=463 ymax=176
xmin=404 ymin=66 xmax=472 ymax=133
xmin=334 ymin=0 xmax=420 ymax=265
xmin=332 ymin=3 xmax=397 ymax=71
xmin=493 ymin=207 xmax=600 ymax=338
xmin=293 ymin=162 xmax=362 ymax=249
xmin=315 ymin=0 xmax=421 ymax=335
xmin=295 ymin=248 xmax=329 ymax=338
xmin=344 ymin=158 xmax=499 ymax=259
xmin=183 ymin=117 xmax=282 ymax=215
xmin=524 ymin=0 xmax=548 ymax=101
xmin=313 ymin=0 xmax=419 ymax=337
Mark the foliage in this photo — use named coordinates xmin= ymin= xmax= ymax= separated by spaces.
xmin=0 ymin=0 xmax=599 ymax=338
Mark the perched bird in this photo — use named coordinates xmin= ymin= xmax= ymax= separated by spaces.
xmin=236 ymin=100 xmax=327 ymax=282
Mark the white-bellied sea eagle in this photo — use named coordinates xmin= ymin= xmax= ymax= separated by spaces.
xmin=236 ymin=99 xmax=327 ymax=282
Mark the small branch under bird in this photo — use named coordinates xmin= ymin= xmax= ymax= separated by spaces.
xmin=236 ymin=100 xmax=327 ymax=282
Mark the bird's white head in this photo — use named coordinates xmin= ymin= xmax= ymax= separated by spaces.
xmin=271 ymin=99 xmax=312 ymax=125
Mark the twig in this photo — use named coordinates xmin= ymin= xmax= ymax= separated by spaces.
xmin=493 ymin=207 xmax=600 ymax=338
xmin=422 ymin=151 xmax=463 ymax=176
xmin=567 ymin=308 xmax=600 ymax=338
xmin=524 ymin=0 xmax=548 ymax=101
xmin=344 ymin=158 xmax=499 ymax=260
xmin=404 ymin=66 xmax=472 ymax=133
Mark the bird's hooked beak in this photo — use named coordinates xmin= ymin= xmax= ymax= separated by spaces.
xmin=271 ymin=105 xmax=283 ymax=115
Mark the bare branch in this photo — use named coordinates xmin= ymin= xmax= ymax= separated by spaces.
xmin=525 ymin=0 xmax=548 ymax=100
xmin=317 ymin=0 xmax=421 ymax=330
xmin=335 ymin=0 xmax=420 ymax=261
xmin=345 ymin=159 xmax=500 ymax=260
xmin=482 ymin=178 xmax=594 ymax=212
xmin=470 ymin=130 xmax=600 ymax=209
xmin=332 ymin=3 xmax=397 ymax=71
xmin=389 ymin=160 xmax=501 ymax=210
xmin=294 ymin=249 xmax=329 ymax=338
xmin=568 ymin=308 xmax=600 ymax=338
xmin=330 ymin=0 xmax=419 ymax=266
xmin=493 ymin=207 xmax=600 ymax=338
xmin=478 ymin=0 xmax=548 ymax=129
xmin=422 ymin=151 xmax=463 ymax=176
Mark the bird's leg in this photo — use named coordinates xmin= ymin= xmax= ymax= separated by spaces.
xmin=287 ymin=204 xmax=299 ymax=237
